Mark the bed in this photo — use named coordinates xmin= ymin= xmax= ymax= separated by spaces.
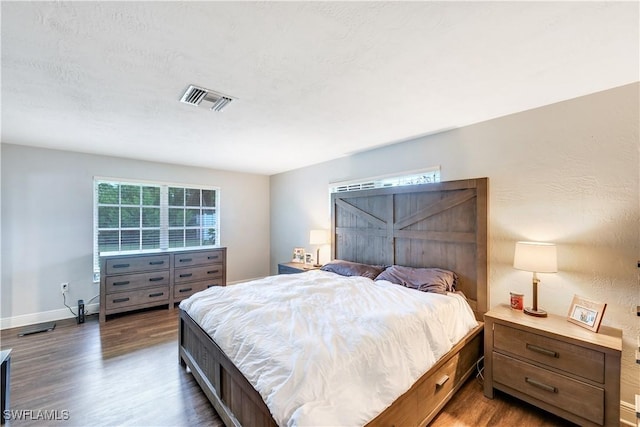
xmin=179 ymin=177 xmax=488 ymax=426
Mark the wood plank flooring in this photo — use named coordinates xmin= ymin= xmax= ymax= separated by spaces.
xmin=1 ymin=307 xmax=576 ymax=427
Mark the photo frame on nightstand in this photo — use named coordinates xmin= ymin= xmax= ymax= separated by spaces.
xmin=292 ymin=247 xmax=305 ymax=263
xmin=567 ymin=294 xmax=606 ymax=332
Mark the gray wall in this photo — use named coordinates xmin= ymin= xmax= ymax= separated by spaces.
xmin=270 ymin=83 xmax=639 ymax=404
xmin=1 ymin=144 xmax=270 ymax=326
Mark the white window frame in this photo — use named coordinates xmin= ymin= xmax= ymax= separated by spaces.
xmin=93 ymin=177 xmax=220 ymax=281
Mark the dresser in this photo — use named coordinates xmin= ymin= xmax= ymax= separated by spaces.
xmin=100 ymin=247 xmax=226 ymax=322
xmin=484 ymin=304 xmax=622 ymax=426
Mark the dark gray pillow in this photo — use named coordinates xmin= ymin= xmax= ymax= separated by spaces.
xmin=375 ymin=265 xmax=457 ymax=294
xmin=320 ymin=260 xmax=385 ymax=279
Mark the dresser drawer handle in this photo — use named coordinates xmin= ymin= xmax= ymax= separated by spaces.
xmin=207 ymin=255 xmax=219 ymax=260
xmin=207 ymin=270 xmax=219 ymax=275
xmin=435 ymin=375 xmax=450 ymax=389
xmin=149 ymin=261 xmax=165 ymax=265
xmin=525 ymin=377 xmax=557 ymax=393
xmin=149 ymin=292 xmax=164 ymax=298
xmin=526 ymin=344 xmax=558 ymax=358
xmin=112 ymin=263 xmax=130 ymax=269
xmin=178 ymin=288 xmax=193 ymax=293
xmin=113 ymin=297 xmax=130 ymax=303
xmin=179 ymin=273 xmax=193 ymax=278
xmin=179 ymin=258 xmax=192 ymax=263
xmin=112 ymin=281 xmax=130 ymax=286
xmin=207 ymin=284 xmax=217 ymax=288
xmin=148 ymin=277 xmax=164 ymax=282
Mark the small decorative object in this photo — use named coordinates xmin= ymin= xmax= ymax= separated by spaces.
xmin=510 ymin=292 xmax=524 ymax=310
xmin=292 ymin=247 xmax=305 ymax=263
xmin=567 ymin=295 xmax=607 ymax=332
xmin=513 ymin=241 xmax=557 ymax=317
xmin=304 ymin=253 xmax=313 ymax=264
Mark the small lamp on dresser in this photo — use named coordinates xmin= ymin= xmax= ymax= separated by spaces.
xmin=513 ymin=241 xmax=557 ymax=317
xmin=309 ymin=229 xmax=329 ymax=267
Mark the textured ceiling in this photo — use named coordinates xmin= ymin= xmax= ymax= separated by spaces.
xmin=1 ymin=2 xmax=638 ymax=175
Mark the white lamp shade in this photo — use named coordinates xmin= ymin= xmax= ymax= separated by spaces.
xmin=513 ymin=241 xmax=557 ymax=273
xmin=309 ymin=229 xmax=329 ymax=245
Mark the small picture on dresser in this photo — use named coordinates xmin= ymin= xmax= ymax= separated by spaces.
xmin=567 ymin=295 xmax=606 ymax=332
xmin=304 ymin=253 xmax=313 ymax=265
xmin=292 ymin=247 xmax=305 ymax=263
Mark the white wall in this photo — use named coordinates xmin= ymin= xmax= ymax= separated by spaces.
xmin=1 ymin=144 xmax=270 ymax=327
xmin=270 ymin=83 xmax=639 ymax=404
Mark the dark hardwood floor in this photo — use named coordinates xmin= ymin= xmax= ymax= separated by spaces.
xmin=1 ymin=307 xmax=575 ymax=427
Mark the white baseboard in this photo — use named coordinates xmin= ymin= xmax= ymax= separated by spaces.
xmin=0 ymin=303 xmax=99 ymax=330
xmin=621 ymin=400 xmax=638 ymax=426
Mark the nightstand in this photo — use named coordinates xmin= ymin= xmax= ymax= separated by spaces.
xmin=484 ymin=304 xmax=622 ymax=427
xmin=277 ymin=262 xmax=320 ymax=274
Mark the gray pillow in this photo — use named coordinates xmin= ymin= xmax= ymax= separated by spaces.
xmin=375 ymin=265 xmax=457 ymax=294
xmin=320 ymin=260 xmax=386 ymax=279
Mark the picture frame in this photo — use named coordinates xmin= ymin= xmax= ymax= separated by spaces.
xmin=567 ymin=294 xmax=607 ymax=332
xmin=292 ymin=247 xmax=305 ymax=263
xmin=304 ymin=252 xmax=313 ymax=265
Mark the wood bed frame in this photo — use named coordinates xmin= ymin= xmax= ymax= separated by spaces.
xmin=179 ymin=177 xmax=488 ymax=427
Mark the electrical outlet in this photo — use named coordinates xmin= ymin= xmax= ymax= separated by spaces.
xmin=60 ymin=282 xmax=69 ymax=294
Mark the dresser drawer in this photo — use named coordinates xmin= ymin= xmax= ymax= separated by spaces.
xmin=105 ymin=286 xmax=170 ymax=310
xmin=493 ymin=323 xmax=604 ymax=383
xmin=173 ymin=280 xmax=223 ymax=301
xmin=173 ymin=250 xmax=223 ymax=268
xmin=105 ymin=255 xmax=170 ymax=275
xmin=493 ymin=352 xmax=604 ymax=425
xmin=175 ymin=264 xmax=224 ymax=284
xmin=105 ymin=271 xmax=170 ymax=293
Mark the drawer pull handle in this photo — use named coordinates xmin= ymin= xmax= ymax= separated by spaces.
xmin=207 ymin=270 xmax=219 ymax=275
xmin=112 ymin=263 xmax=130 ymax=269
xmin=149 ymin=292 xmax=164 ymax=298
xmin=207 ymin=255 xmax=219 ymax=260
xmin=525 ymin=377 xmax=557 ymax=393
xmin=526 ymin=344 xmax=558 ymax=358
xmin=113 ymin=297 xmax=130 ymax=303
xmin=179 ymin=273 xmax=193 ymax=278
xmin=179 ymin=258 xmax=192 ymax=263
xmin=179 ymin=288 xmax=193 ymax=293
xmin=148 ymin=277 xmax=164 ymax=282
xmin=435 ymin=375 xmax=450 ymax=389
xmin=149 ymin=261 xmax=165 ymax=265
xmin=112 ymin=281 xmax=130 ymax=286
xmin=207 ymin=284 xmax=217 ymax=288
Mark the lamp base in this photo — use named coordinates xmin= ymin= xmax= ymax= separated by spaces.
xmin=524 ymin=307 xmax=547 ymax=317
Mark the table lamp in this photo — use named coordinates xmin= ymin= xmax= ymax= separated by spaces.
xmin=309 ymin=230 xmax=329 ymax=267
xmin=513 ymin=241 xmax=557 ymax=317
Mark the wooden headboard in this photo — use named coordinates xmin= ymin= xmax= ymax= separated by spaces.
xmin=331 ymin=177 xmax=488 ymax=315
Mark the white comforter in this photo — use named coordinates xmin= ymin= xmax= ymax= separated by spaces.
xmin=180 ymin=270 xmax=478 ymax=427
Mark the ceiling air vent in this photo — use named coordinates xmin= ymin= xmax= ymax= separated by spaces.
xmin=179 ymin=85 xmax=235 ymax=112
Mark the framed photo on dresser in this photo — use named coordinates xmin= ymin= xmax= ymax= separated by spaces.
xmin=567 ymin=294 xmax=606 ymax=332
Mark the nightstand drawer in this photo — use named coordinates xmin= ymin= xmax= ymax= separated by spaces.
xmin=493 ymin=352 xmax=604 ymax=425
xmin=494 ymin=323 xmax=604 ymax=383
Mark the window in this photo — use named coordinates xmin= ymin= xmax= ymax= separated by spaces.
xmin=93 ymin=178 xmax=219 ymax=280
xmin=329 ymin=167 xmax=441 ymax=194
